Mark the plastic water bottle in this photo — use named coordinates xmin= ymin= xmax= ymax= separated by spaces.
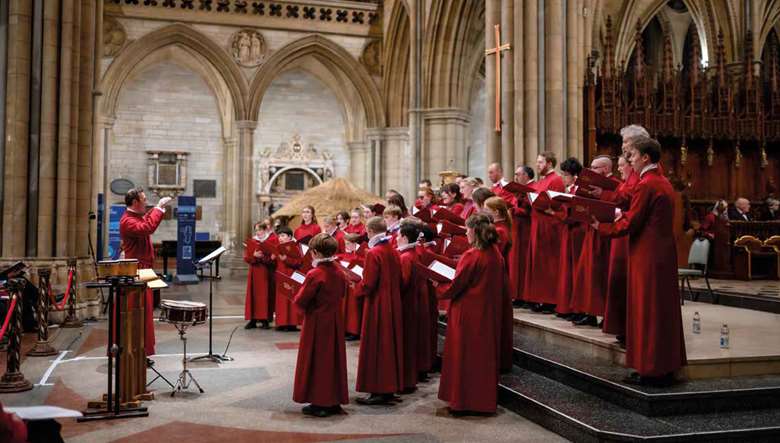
xmin=720 ymin=324 xmax=730 ymax=349
xmin=692 ymin=312 xmax=701 ymax=335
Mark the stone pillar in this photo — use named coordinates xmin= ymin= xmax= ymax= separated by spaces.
xmin=366 ymin=128 xmax=383 ymax=194
xmin=236 ymin=120 xmax=255 ymax=247
xmin=94 ymin=116 xmax=114 ymax=256
xmin=408 ymin=0 xmax=423 ymax=199
xmin=500 ymin=0 xmax=514 ymax=174
xmin=2 ymin=0 xmax=33 ymax=257
xmin=347 ymin=140 xmax=369 ymax=190
xmin=512 ymin=0 xmax=525 ymax=169
xmin=523 ymin=0 xmax=539 ymax=165
xmin=75 ymin=0 xmax=95 ymax=258
xmin=54 ymin=0 xmax=74 ymax=257
xmin=545 ymin=0 xmax=564 ymax=161
xmin=485 ymin=0 xmax=501 ymax=166
xmin=381 ymin=127 xmax=412 ymax=198
xmin=566 ymin=0 xmax=582 ymax=160
xmin=221 ymin=135 xmax=238 ymax=250
xmin=424 ymin=108 xmax=470 ymax=178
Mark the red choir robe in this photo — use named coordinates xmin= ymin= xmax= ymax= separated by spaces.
xmin=244 ymin=234 xmax=278 ymax=321
xmin=294 ymin=222 xmax=322 ymax=245
xmin=508 ymin=201 xmax=532 ymax=301
xmin=550 ymin=196 xmax=587 ymax=315
xmin=327 ymin=228 xmax=346 ymax=253
xmin=571 ymin=176 xmax=620 ymax=317
xmin=492 ymin=181 xmax=517 ymax=206
xmin=344 ymin=223 xmax=366 ymax=237
xmin=523 ymin=171 xmax=565 ymax=305
xmin=292 ymin=260 xmax=349 ymax=406
xmin=601 ymin=172 xmax=639 ymax=336
xmin=459 ymin=199 xmax=477 ymax=219
xmin=275 ymin=244 xmax=304 ymax=327
xmin=447 ymin=202 xmax=465 ymax=218
xmin=355 ymin=238 xmax=404 ymax=394
xmin=415 ymin=242 xmax=443 ymax=371
xmin=599 ymin=168 xmax=687 ymax=377
xmin=437 ymin=246 xmax=508 ymax=413
xmin=336 ymin=251 xmax=364 ymax=335
xmin=0 ymin=401 xmax=27 ymax=443
xmin=398 ymin=245 xmax=421 ymax=389
xmin=119 ymin=207 xmax=164 ymax=356
xmin=494 ymin=220 xmax=514 ymax=372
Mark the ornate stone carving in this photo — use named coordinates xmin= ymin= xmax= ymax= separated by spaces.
xmin=230 ymin=29 xmax=266 ymax=67
xmin=103 ymin=17 xmax=127 ymax=58
xmin=360 ymin=39 xmax=382 ymax=76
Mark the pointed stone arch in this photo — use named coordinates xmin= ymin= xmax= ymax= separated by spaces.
xmin=99 ymin=23 xmax=249 ymax=133
xmin=384 ymin=0 xmax=410 ymax=127
xmin=248 ymin=35 xmax=385 ymax=133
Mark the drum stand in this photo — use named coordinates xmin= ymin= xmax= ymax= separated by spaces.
xmin=171 ymin=323 xmax=203 ymax=396
xmin=190 ymin=260 xmax=232 ymax=363
xmin=146 ymin=358 xmax=174 ymax=390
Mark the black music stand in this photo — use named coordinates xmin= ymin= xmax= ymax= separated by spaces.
xmin=79 ymin=277 xmax=148 ymax=422
xmin=189 ymin=246 xmax=232 ymax=363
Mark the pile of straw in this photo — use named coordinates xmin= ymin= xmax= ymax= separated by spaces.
xmin=273 ymin=177 xmax=384 ymax=227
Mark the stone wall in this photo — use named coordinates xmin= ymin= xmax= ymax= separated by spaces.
xmin=110 ymin=61 xmax=225 ymax=242
xmin=468 ymin=77 xmax=487 ymax=177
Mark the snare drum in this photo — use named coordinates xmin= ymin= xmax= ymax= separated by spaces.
xmin=159 ymin=300 xmax=207 ymax=325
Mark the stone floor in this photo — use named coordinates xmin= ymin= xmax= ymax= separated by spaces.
xmin=2 ymin=272 xmax=565 ymax=443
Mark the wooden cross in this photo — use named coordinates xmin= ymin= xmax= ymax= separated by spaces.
xmin=485 ymin=24 xmax=511 ymax=132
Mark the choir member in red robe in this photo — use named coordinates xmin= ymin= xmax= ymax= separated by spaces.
xmin=484 ymin=197 xmax=514 ymax=373
xmin=119 ymin=187 xmax=172 ymax=357
xmin=244 ymin=220 xmax=278 ymax=329
xmin=294 ymin=205 xmax=322 ymax=245
xmin=415 ymin=224 xmax=441 ymax=379
xmin=697 ymin=200 xmax=728 ymax=240
xmin=337 ymin=233 xmax=364 ymax=340
xmin=274 ymin=226 xmax=304 ymax=330
xmin=524 ymin=152 xmax=565 ymax=313
xmin=593 ymin=136 xmax=686 ymax=385
xmin=437 ymin=214 xmax=508 ymax=415
xmin=388 ymin=193 xmax=410 ymax=218
xmin=458 ymin=177 xmax=480 ymax=219
xmin=335 ymin=210 xmax=350 ymax=231
xmin=488 ymin=162 xmax=517 ymax=205
xmin=383 ymin=205 xmax=403 ymax=242
xmin=344 ymin=208 xmax=366 ymax=237
xmin=355 ymin=217 xmax=405 ymax=405
xmin=551 ymin=158 xmax=585 ymax=318
xmin=509 ymin=166 xmax=534 ymax=307
xmin=293 ymin=233 xmax=349 ymax=417
xmin=440 ymin=183 xmax=465 ymax=216
xmin=471 ymin=187 xmax=495 ymax=214
xmin=571 ymin=155 xmax=620 ymax=326
xmin=397 ymin=221 xmax=422 ymax=393
xmin=417 ymin=186 xmax=438 ymax=210
xmin=322 ymin=215 xmax=346 ymax=253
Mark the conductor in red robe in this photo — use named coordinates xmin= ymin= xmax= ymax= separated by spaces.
xmin=119 ymin=187 xmax=172 ymax=357
xmin=355 ymin=217 xmax=405 ymax=405
xmin=436 ymin=213 xmax=508 ymax=415
xmin=593 ymin=136 xmax=687 ymax=385
xmin=244 ymin=221 xmax=278 ymax=329
xmin=293 ymin=233 xmax=349 ymax=417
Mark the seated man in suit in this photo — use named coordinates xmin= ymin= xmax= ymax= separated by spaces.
xmin=761 ymin=197 xmax=780 ymax=221
xmin=728 ymin=197 xmax=752 ymax=222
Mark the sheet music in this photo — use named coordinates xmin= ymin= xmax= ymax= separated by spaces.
xmin=198 ymin=246 xmax=226 ymax=264
xmin=547 ymin=190 xmax=573 ymax=200
xmin=351 ymin=265 xmax=364 ymax=278
xmin=430 ymin=260 xmax=456 ymax=280
xmin=340 ymin=260 xmax=351 ymax=268
xmin=5 ymin=406 xmax=82 ymax=420
xmin=291 ymin=271 xmax=306 ymax=284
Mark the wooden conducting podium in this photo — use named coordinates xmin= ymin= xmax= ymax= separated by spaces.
xmin=80 ymin=266 xmax=166 ymax=421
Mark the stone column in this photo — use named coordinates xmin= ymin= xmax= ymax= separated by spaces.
xmin=54 ymin=0 xmax=74 ymax=257
xmin=566 ymin=0 xmax=582 ymax=160
xmin=366 ymin=128 xmax=383 ymax=194
xmin=485 ymin=0 xmax=501 ymax=166
xmin=545 ymin=0 xmax=564 ymax=161
xmin=2 ymin=0 xmax=33 ymax=257
xmin=381 ymin=127 xmax=412 ymax=198
xmin=408 ymin=0 xmax=423 ymax=199
xmin=236 ymin=120 xmax=255 ymax=247
xmin=93 ymin=116 xmax=114 ymax=256
xmin=424 ymin=108 xmax=470 ymax=177
xmin=523 ymin=0 xmax=539 ymax=165
xmin=347 ymin=140 xmax=369 ymax=190
xmin=37 ymin=0 xmax=60 ymax=257
xmin=75 ymin=0 xmax=95 ymax=258
xmin=221 ymin=135 xmax=238 ymax=248
xmin=512 ymin=0 xmax=525 ymax=169
xmin=500 ymin=0 xmax=514 ymax=174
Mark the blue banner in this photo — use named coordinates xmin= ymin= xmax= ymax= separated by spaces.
xmin=108 ymin=205 xmax=126 ymax=260
xmin=97 ymin=193 xmax=104 ymax=260
xmin=176 ymin=196 xmax=197 ymax=277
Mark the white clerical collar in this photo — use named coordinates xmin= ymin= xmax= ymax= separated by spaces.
xmin=397 ymin=242 xmax=417 ymax=252
xmin=387 ymin=221 xmax=400 ymax=233
xmin=256 ymin=232 xmax=271 ymax=242
xmin=368 ymin=233 xmax=390 ymax=248
xmin=494 ymin=178 xmax=509 ymax=187
xmin=312 ymin=256 xmax=336 ymax=267
xmin=640 ymin=163 xmax=658 ymax=177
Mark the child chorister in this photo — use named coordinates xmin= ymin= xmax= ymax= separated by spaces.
xmin=244 ymin=221 xmax=277 ymax=330
xmin=274 ymin=226 xmax=303 ymax=331
xmin=293 ymin=233 xmax=349 ymax=417
xmin=337 ymin=233 xmax=364 ymax=340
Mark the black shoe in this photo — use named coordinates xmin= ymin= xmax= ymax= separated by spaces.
xmin=400 ymin=387 xmax=417 ymax=395
xmin=259 ymin=320 xmax=270 ymax=330
xmin=511 ymin=300 xmax=524 ymax=308
xmin=530 ymin=303 xmax=544 ymax=313
xmin=245 ymin=320 xmax=257 ymax=330
xmin=540 ymin=304 xmax=556 ymax=314
xmin=327 ymin=405 xmax=345 ymax=415
xmin=574 ymin=315 xmax=598 ymax=326
xmin=345 ymin=334 xmax=360 ymax=341
xmin=356 ymin=394 xmax=394 ymax=405
xmin=302 ymin=404 xmax=331 ymax=417
xmin=418 ymin=372 xmax=430 ymax=383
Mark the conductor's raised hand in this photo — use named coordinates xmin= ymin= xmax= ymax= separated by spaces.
xmin=157 ymin=196 xmax=173 ymax=208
